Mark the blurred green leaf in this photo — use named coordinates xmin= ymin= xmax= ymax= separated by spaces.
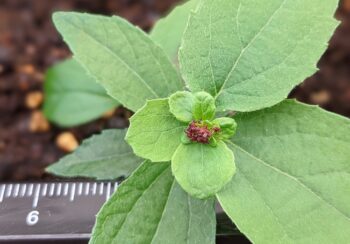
xmin=150 ymin=0 xmax=200 ymax=61
xmin=43 ymin=59 xmax=119 ymax=127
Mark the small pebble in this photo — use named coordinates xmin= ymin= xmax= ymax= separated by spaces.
xmin=102 ymin=108 xmax=115 ymax=119
xmin=25 ymin=91 xmax=43 ymax=109
xmin=310 ymin=90 xmax=331 ymax=105
xmin=29 ymin=110 xmax=50 ymax=132
xmin=17 ymin=64 xmax=35 ymax=75
xmin=56 ymin=132 xmax=79 ymax=152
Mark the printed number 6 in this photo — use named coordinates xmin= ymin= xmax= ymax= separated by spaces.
xmin=26 ymin=210 xmax=39 ymax=226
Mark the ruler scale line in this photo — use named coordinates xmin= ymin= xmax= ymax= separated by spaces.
xmin=0 ymin=185 xmax=5 ymax=202
xmin=63 ymin=183 xmax=69 ymax=196
xmin=13 ymin=184 xmax=20 ymax=197
xmin=57 ymin=183 xmax=62 ymax=196
xmin=42 ymin=183 xmax=48 ymax=197
xmin=28 ymin=184 xmax=34 ymax=196
xmin=20 ymin=184 xmax=27 ymax=197
xmin=32 ymin=184 xmax=41 ymax=208
xmin=92 ymin=183 xmax=97 ymax=195
xmin=113 ymin=182 xmax=118 ymax=193
xmin=78 ymin=183 xmax=83 ymax=196
xmin=49 ymin=183 xmax=55 ymax=196
xmin=85 ymin=183 xmax=90 ymax=196
xmin=70 ymin=183 xmax=76 ymax=202
xmin=106 ymin=182 xmax=111 ymax=201
xmin=99 ymin=183 xmax=104 ymax=195
xmin=6 ymin=184 xmax=13 ymax=197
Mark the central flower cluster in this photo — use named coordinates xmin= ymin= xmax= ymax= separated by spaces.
xmin=186 ymin=121 xmax=220 ymax=144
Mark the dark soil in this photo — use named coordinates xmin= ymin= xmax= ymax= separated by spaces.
xmin=1 ymin=1 xmax=349 ymax=243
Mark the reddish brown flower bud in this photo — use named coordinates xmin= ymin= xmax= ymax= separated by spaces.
xmin=186 ymin=121 xmax=216 ymax=144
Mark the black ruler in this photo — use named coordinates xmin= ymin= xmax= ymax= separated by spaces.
xmin=0 ymin=181 xmax=117 ymax=242
xmin=0 ymin=181 xmax=237 ymax=243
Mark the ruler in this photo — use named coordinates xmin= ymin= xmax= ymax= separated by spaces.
xmin=0 ymin=181 xmax=237 ymax=243
xmin=0 ymin=181 xmax=117 ymax=242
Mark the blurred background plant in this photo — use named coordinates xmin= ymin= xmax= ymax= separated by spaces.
xmin=0 ymin=0 xmax=350 ymax=181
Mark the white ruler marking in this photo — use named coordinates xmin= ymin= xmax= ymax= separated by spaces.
xmin=13 ymin=184 xmax=20 ymax=197
xmin=49 ymin=183 xmax=55 ymax=196
xmin=99 ymin=183 xmax=104 ymax=195
xmin=20 ymin=184 xmax=27 ymax=197
xmin=78 ymin=183 xmax=83 ymax=196
xmin=57 ymin=183 xmax=62 ymax=196
xmin=70 ymin=183 xmax=76 ymax=202
xmin=92 ymin=183 xmax=97 ymax=195
xmin=42 ymin=183 xmax=48 ymax=196
xmin=63 ymin=183 xmax=69 ymax=196
xmin=106 ymin=182 xmax=111 ymax=201
xmin=32 ymin=184 xmax=41 ymax=208
xmin=0 ymin=185 xmax=5 ymax=202
xmin=27 ymin=184 xmax=34 ymax=196
xmin=113 ymin=182 xmax=118 ymax=192
xmin=6 ymin=184 xmax=13 ymax=197
xmin=85 ymin=183 xmax=90 ymax=196
xmin=0 ymin=182 xmax=118 ymax=206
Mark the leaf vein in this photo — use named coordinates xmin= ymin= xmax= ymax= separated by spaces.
xmin=228 ymin=141 xmax=350 ymax=221
xmin=67 ymin=16 xmax=160 ymax=98
xmin=215 ymin=0 xmax=288 ymax=99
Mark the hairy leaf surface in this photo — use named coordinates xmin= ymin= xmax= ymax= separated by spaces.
xmin=169 ymin=91 xmax=195 ymax=122
xmin=126 ymin=99 xmax=186 ymax=162
xmin=53 ymin=12 xmax=182 ymax=112
xmin=217 ymin=100 xmax=350 ymax=243
xmin=90 ymin=161 xmax=216 ymax=244
xmin=47 ymin=129 xmax=142 ymax=180
xmin=43 ymin=59 xmax=119 ymax=127
xmin=179 ymin=0 xmax=338 ymax=112
xmin=193 ymin=92 xmax=216 ymax=121
xmin=172 ymin=141 xmax=235 ymax=199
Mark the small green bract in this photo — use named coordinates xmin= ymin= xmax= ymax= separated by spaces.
xmin=126 ymin=91 xmax=237 ymax=198
xmin=47 ymin=0 xmax=350 ymax=243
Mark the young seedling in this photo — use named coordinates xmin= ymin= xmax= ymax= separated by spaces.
xmin=47 ymin=0 xmax=350 ymax=243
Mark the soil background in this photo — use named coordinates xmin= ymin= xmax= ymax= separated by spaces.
xmin=0 ymin=0 xmax=350 ymax=243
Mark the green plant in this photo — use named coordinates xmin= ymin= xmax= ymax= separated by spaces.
xmin=43 ymin=59 xmax=120 ymax=127
xmin=47 ymin=0 xmax=350 ymax=243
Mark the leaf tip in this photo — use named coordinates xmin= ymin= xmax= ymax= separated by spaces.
xmin=52 ymin=11 xmax=68 ymax=24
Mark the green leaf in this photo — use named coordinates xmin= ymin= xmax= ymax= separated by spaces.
xmin=172 ymin=141 xmax=235 ymax=199
xmin=217 ymin=100 xmax=350 ymax=243
xmin=126 ymin=99 xmax=186 ymax=162
xmin=53 ymin=12 xmax=183 ymax=112
xmin=43 ymin=58 xmax=119 ymax=127
xmin=179 ymin=0 xmax=339 ymax=112
xmin=169 ymin=91 xmax=195 ymax=122
xmin=150 ymin=0 xmax=200 ymax=61
xmin=193 ymin=92 xmax=216 ymax=121
xmin=47 ymin=129 xmax=142 ymax=180
xmin=212 ymin=117 xmax=237 ymax=140
xmin=90 ymin=161 xmax=216 ymax=244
